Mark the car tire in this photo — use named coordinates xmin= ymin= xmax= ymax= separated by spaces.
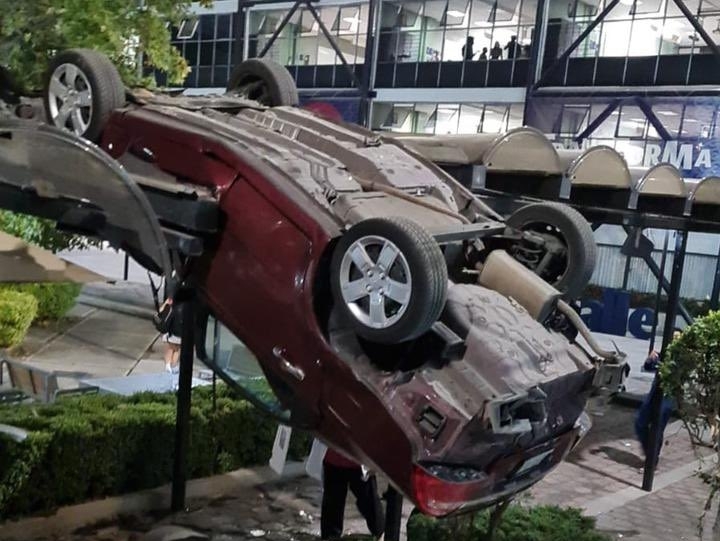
xmin=227 ymin=58 xmax=299 ymax=107
xmin=330 ymin=217 xmax=448 ymax=344
xmin=43 ymin=49 xmax=126 ymax=142
xmin=506 ymin=202 xmax=596 ymax=299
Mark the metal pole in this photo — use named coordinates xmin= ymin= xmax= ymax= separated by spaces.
xmin=359 ymin=0 xmax=378 ymax=128
xmin=171 ymin=291 xmax=196 ymax=511
xmin=648 ymin=230 xmax=670 ymax=353
xmin=622 ymin=254 xmax=632 ymax=290
xmin=123 ymin=252 xmax=130 ymax=281
xmin=642 ymin=229 xmax=687 ymax=492
xmin=710 ymin=242 xmax=720 ymax=311
xmin=523 ymin=0 xmax=547 ymax=124
xmin=384 ymin=487 xmax=403 ymax=541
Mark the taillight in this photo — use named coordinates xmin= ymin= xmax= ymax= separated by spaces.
xmin=411 ymin=465 xmax=491 ymax=517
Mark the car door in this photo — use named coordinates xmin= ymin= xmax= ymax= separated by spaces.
xmin=199 ymin=177 xmax=324 ymax=425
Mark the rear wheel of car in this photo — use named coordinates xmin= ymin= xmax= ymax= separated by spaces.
xmin=330 ymin=217 xmax=448 ymax=344
xmin=506 ymin=202 xmax=596 ymax=299
xmin=227 ymin=58 xmax=299 ymax=107
xmin=43 ymin=49 xmax=126 ymax=142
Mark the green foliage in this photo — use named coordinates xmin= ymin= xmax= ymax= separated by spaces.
xmin=407 ymin=505 xmax=610 ymax=541
xmin=661 ymin=311 xmax=720 ymax=445
xmin=0 ymin=211 xmax=98 ymax=253
xmin=0 ymin=283 xmax=81 ymax=321
xmin=0 ymin=0 xmax=212 ymax=91
xmin=0 ymin=386 xmax=310 ymax=519
xmin=0 ymin=290 xmax=38 ymax=348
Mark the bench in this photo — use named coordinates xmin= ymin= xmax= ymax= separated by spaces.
xmin=0 ymin=358 xmax=98 ymax=404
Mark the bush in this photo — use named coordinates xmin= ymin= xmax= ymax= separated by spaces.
xmin=1 ymin=283 xmax=82 ymax=321
xmin=0 ymin=211 xmax=98 ymax=253
xmin=0 ymin=290 xmax=38 ymax=348
xmin=0 ymin=386 xmax=310 ymax=520
xmin=407 ymin=505 xmax=610 ymax=541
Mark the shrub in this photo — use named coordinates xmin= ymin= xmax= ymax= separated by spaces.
xmin=0 ymin=386 xmax=310 ymax=520
xmin=0 ymin=211 xmax=98 ymax=253
xmin=0 ymin=290 xmax=38 ymax=348
xmin=407 ymin=505 xmax=610 ymax=541
xmin=1 ymin=283 xmax=82 ymax=321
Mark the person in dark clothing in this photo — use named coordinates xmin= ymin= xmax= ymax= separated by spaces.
xmin=321 ymin=448 xmax=385 ymax=540
xmin=505 ymin=35 xmax=518 ymax=59
xmin=461 ymin=36 xmax=475 ymax=60
xmin=490 ymin=41 xmax=502 ymax=59
xmin=479 ymin=47 xmax=488 ymax=60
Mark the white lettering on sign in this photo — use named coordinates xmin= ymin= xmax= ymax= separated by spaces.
xmin=643 ymin=141 xmax=712 ymax=171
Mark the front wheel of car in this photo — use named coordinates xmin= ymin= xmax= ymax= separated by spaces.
xmin=330 ymin=217 xmax=448 ymax=344
xmin=43 ymin=49 xmax=126 ymax=142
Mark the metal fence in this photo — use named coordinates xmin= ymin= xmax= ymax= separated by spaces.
xmin=590 ymin=244 xmax=718 ymax=300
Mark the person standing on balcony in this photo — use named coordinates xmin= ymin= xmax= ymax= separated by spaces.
xmin=490 ymin=41 xmax=503 ymax=59
xmin=505 ymin=35 xmax=519 ymax=59
xmin=462 ymin=36 xmax=475 ymax=60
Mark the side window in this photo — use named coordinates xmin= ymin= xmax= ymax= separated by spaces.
xmin=203 ymin=315 xmax=290 ymax=421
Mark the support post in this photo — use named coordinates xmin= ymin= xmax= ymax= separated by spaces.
xmin=359 ymin=0 xmax=379 ymax=127
xmin=523 ymin=0 xmax=547 ymax=124
xmin=171 ymin=290 xmax=196 ymax=512
xmin=649 ymin=230 xmax=670 ymax=353
xmin=642 ymin=230 xmax=687 ymax=492
xmin=384 ymin=487 xmax=403 ymax=541
xmin=123 ymin=252 xmax=130 ymax=281
xmin=710 ymin=242 xmax=720 ymax=311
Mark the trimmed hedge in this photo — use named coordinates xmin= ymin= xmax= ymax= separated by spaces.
xmin=0 ymin=290 xmax=38 ymax=348
xmin=0 ymin=386 xmax=309 ymax=520
xmin=407 ymin=505 xmax=610 ymax=541
xmin=0 ymin=283 xmax=81 ymax=321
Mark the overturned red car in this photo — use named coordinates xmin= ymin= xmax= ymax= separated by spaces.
xmin=0 ymin=49 xmax=626 ymax=516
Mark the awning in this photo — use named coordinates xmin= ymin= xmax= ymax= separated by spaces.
xmin=633 ymin=164 xmax=687 ymax=197
xmin=690 ymin=176 xmax=720 ymax=204
xmin=559 ymin=146 xmax=632 ymax=189
xmin=392 ymin=127 xmax=563 ymax=175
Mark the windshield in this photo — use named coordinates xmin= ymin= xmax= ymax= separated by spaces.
xmin=0 ymin=120 xmax=170 ymax=276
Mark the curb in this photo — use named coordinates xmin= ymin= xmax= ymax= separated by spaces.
xmin=0 ymin=462 xmax=307 ymax=541
xmin=78 ymin=294 xmax=155 ymax=320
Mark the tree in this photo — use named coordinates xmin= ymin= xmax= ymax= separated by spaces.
xmin=0 ymin=0 xmax=212 ymax=91
xmin=660 ymin=311 xmax=720 ymax=539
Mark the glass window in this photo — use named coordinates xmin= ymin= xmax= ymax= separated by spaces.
xmin=444 ymin=29 xmax=470 ymax=60
xmin=458 ymin=104 xmax=484 ymax=132
xmin=435 ymin=104 xmax=461 ymax=133
xmin=568 ymin=0 xmax=600 ymax=18
xmin=415 ymin=103 xmax=438 ymax=132
xmin=383 ymin=104 xmax=415 ymax=131
xmin=203 ymin=316 xmax=289 ymax=420
xmin=482 ymin=104 xmax=510 ymax=132
xmin=470 ymin=0 xmax=495 ymax=26
xmin=666 ymin=0 xmax=699 ymax=16
xmin=632 ymin=0 xmax=664 ymax=16
xmin=520 ymin=0 xmax=538 ymax=25
xmin=681 ymin=104 xmax=715 ymax=138
xmin=617 ymin=105 xmax=647 ymax=138
xmin=599 ymin=20 xmax=631 ymax=56
xmin=495 ymin=0 xmax=519 ymax=21
xmin=199 ymin=15 xmax=216 ymax=40
xmin=628 ymin=19 xmax=662 ymax=56
xmin=424 ymin=30 xmax=446 ymax=60
xmin=560 ymin=105 xmax=591 ymax=136
xmin=445 ymin=0 xmax=470 ymax=26
xmin=508 ymin=103 xmax=524 ymax=130
xmin=589 ymin=105 xmax=620 ymax=138
xmin=652 ymin=103 xmax=682 ymax=136
xmin=317 ymin=35 xmax=338 ymax=65
xmin=177 ymin=17 xmax=199 ymax=40
xmin=216 ymin=14 xmax=232 ymax=39
xmin=699 ymin=0 xmax=720 ymax=13
xmin=400 ymin=2 xmax=425 ymax=28
xmin=425 ymin=1 xmax=449 ymax=27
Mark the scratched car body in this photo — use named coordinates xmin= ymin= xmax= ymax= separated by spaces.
xmin=0 ymin=52 xmax=625 ymax=516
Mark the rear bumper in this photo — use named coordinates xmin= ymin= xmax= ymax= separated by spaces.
xmin=411 ymin=427 xmax=579 ymax=517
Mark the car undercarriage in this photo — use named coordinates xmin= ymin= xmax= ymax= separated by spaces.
xmin=0 ymin=49 xmax=627 ymax=517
